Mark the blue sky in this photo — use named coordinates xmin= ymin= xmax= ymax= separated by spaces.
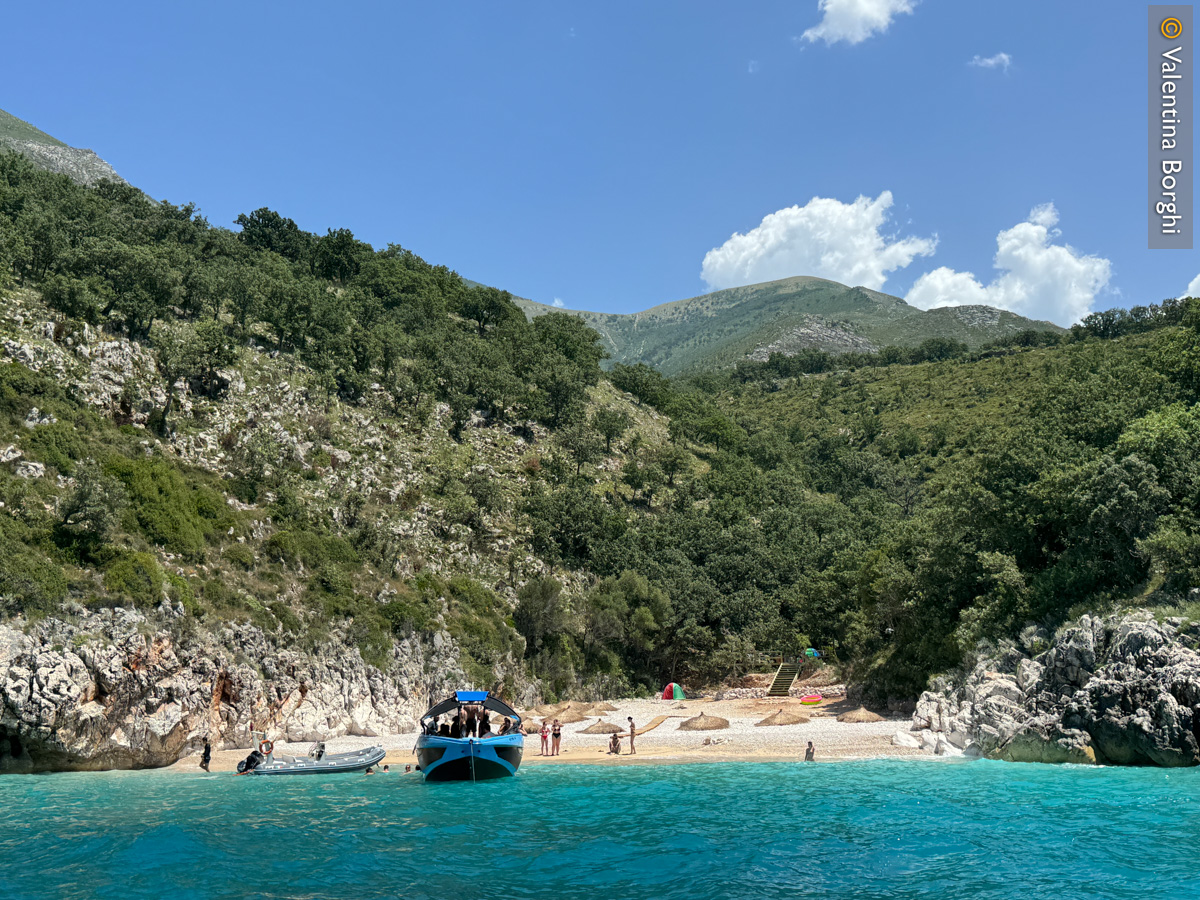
xmin=2 ymin=1 xmax=1194 ymax=323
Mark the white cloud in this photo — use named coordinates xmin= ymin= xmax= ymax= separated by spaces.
xmin=747 ymin=60 xmax=761 ymax=75
xmin=905 ymin=203 xmax=1111 ymax=325
xmin=801 ymin=0 xmax=916 ymax=46
xmin=1182 ymin=274 xmax=1200 ymax=298
xmin=969 ymin=52 xmax=1012 ymax=72
xmin=701 ymin=191 xmax=936 ymax=291
xmin=552 ymin=297 xmax=565 ymax=308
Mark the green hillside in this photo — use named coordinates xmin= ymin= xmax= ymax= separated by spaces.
xmin=1 ymin=143 xmax=1199 ymax=713
xmin=514 ymin=276 xmax=1064 ymax=375
xmin=0 ymin=107 xmax=67 ymax=146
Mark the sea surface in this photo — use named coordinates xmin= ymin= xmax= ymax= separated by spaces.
xmin=0 ymin=758 xmax=1196 ymax=899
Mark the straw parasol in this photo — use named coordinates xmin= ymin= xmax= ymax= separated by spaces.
xmin=522 ymin=721 xmax=541 ymax=734
xmin=580 ymin=718 xmax=624 ymax=734
xmin=531 ymin=702 xmax=567 ymax=717
xmin=570 ymin=703 xmax=603 ymax=716
xmin=677 ymin=712 xmax=730 ymax=731
xmin=837 ymin=707 xmax=885 ymax=723
xmin=552 ymin=708 xmax=589 ymax=724
xmin=592 ymin=702 xmax=618 ymax=713
xmin=755 ymin=708 xmax=810 ymax=727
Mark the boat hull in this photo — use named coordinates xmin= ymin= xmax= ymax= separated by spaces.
xmin=249 ymin=745 xmax=386 ymax=775
xmin=415 ymin=734 xmax=523 ymax=781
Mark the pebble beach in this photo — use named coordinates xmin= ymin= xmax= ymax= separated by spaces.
xmin=175 ymin=695 xmax=927 ymax=774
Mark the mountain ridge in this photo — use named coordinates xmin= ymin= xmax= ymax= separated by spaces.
xmin=511 ymin=275 xmax=1065 ymax=374
xmin=0 ymin=107 xmax=124 ymax=186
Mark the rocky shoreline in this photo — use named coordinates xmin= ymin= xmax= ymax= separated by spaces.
xmin=908 ymin=610 xmax=1200 ymax=767
xmin=0 ymin=603 xmax=465 ymax=773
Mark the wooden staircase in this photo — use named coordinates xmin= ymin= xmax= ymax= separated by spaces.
xmin=767 ymin=661 xmax=800 ymax=697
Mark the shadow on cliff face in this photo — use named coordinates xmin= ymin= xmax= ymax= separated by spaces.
xmin=0 ymin=726 xmax=32 ymax=774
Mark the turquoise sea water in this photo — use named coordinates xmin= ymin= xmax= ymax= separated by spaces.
xmin=1 ymin=759 xmax=1197 ymax=899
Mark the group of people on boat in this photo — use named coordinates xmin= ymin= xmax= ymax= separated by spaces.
xmin=424 ymin=702 xmax=520 ymax=739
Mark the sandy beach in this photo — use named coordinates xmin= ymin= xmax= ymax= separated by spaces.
xmin=173 ymin=695 xmax=926 ymax=774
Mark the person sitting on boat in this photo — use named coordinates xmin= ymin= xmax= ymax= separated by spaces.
xmin=438 ymin=719 xmax=451 ymax=737
xmin=478 ymin=713 xmax=493 ymax=737
xmin=450 ymin=712 xmax=463 ymax=738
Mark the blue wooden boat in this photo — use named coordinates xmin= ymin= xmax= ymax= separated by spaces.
xmin=415 ymin=691 xmax=524 ymax=781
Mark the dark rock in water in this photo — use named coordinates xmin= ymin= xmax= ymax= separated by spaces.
xmin=911 ymin=611 xmax=1200 ymax=767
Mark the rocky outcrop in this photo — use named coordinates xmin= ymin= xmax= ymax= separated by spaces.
xmin=747 ymin=317 xmax=876 ymax=361
xmin=0 ymin=604 xmax=466 ymax=773
xmin=910 ymin=611 xmax=1200 ymax=766
xmin=1 ymin=138 xmax=125 ymax=186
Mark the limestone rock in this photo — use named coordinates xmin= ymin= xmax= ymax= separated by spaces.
xmin=912 ymin=611 xmax=1200 ymax=767
xmin=0 ymin=608 xmax=466 ymax=772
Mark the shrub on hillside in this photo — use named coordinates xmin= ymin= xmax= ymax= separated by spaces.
xmin=105 ymin=456 xmax=231 ymax=558
xmin=0 ymin=527 xmax=68 ymax=615
xmin=103 ymin=552 xmax=164 ymax=608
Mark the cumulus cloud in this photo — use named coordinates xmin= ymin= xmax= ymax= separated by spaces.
xmin=701 ymin=191 xmax=936 ymax=291
xmin=969 ymin=52 xmax=1012 ymax=72
xmin=1182 ymin=274 xmax=1200 ymax=298
xmin=552 ymin=297 xmax=565 ymax=308
xmin=747 ymin=60 xmax=761 ymax=74
xmin=905 ymin=203 xmax=1111 ymax=325
xmin=801 ymin=0 xmax=916 ymax=46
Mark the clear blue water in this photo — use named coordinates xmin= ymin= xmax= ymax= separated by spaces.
xmin=1 ymin=759 xmax=1197 ymax=899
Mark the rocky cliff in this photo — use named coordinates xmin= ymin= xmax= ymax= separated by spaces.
xmin=0 ymin=601 xmax=465 ymax=773
xmin=0 ymin=138 xmax=124 ymax=187
xmin=908 ymin=611 xmax=1200 ymax=766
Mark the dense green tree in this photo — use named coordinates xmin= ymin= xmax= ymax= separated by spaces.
xmin=592 ymin=406 xmax=632 ymax=453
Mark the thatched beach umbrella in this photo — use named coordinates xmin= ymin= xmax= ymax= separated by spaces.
xmin=677 ymin=712 xmax=730 ymax=731
xmin=837 ymin=707 xmax=885 ymax=723
xmin=592 ymin=701 xmax=618 ymax=713
xmin=523 ymin=721 xmax=541 ymax=734
xmin=581 ymin=718 xmax=624 ymax=734
xmin=555 ymin=708 xmax=589 ymax=724
xmin=755 ymin=708 xmax=810 ymax=727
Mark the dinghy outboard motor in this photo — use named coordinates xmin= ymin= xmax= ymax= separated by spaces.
xmin=236 ymin=749 xmax=265 ymax=774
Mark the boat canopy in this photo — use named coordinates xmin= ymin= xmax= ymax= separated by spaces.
xmin=421 ymin=693 xmax=521 ymax=724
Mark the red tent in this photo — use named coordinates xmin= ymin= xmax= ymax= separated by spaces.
xmin=661 ymin=682 xmax=685 ymax=700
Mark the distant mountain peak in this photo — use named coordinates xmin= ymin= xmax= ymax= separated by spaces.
xmin=0 ymin=107 xmax=124 ymax=186
xmin=513 ymin=276 xmax=1065 ymax=374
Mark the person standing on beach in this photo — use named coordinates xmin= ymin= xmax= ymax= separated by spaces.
xmin=540 ymin=720 xmax=550 ymax=756
xmin=200 ymin=739 xmax=211 ymax=772
xmin=627 ymin=717 xmax=637 ymax=755
xmin=551 ymin=719 xmax=562 ymax=756
xmin=804 ymin=742 xmax=815 ymax=762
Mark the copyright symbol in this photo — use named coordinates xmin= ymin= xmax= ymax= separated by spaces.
xmin=1162 ymin=18 xmax=1183 ymax=40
